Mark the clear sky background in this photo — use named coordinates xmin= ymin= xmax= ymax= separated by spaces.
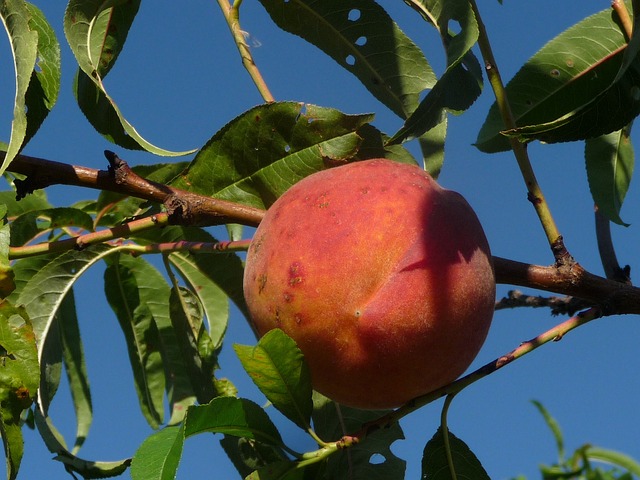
xmin=3 ymin=1 xmax=640 ymax=479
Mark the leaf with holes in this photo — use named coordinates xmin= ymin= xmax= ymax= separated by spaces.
xmin=170 ymin=102 xmax=375 ymax=209
xmin=585 ymin=125 xmax=634 ymax=226
xmin=258 ymin=0 xmax=435 ymax=119
xmin=422 ymin=427 xmax=490 ymax=480
xmin=477 ymin=1 xmax=640 ymax=152
xmin=234 ymin=329 xmax=313 ymax=431
xmin=312 ymin=392 xmax=405 ymax=480
xmin=64 ymin=0 xmax=194 ymax=156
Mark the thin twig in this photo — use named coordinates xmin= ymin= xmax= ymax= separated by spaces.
xmin=216 ymin=0 xmax=275 ymax=102
xmin=612 ymin=0 xmax=633 ymax=39
xmin=469 ymin=0 xmax=569 ymax=265
xmin=495 ymin=289 xmax=591 ymax=316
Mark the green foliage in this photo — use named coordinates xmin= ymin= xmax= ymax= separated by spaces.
xmin=0 ymin=0 xmax=640 ymax=479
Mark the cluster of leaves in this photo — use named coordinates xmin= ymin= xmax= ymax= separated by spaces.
xmin=0 ymin=0 xmax=639 ymax=479
xmin=512 ymin=402 xmax=640 ymax=480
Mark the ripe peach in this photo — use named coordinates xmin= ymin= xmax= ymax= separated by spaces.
xmin=243 ymin=159 xmax=495 ymax=409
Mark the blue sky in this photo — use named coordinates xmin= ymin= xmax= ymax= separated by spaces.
xmin=5 ymin=1 xmax=640 ymax=479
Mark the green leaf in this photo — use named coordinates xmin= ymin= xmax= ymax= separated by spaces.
xmin=0 ymin=187 xmax=50 ymax=217
xmin=234 ymin=329 xmax=313 ymax=431
xmin=585 ymin=126 xmax=634 ymax=225
xmin=64 ymin=0 xmax=194 ymax=156
xmin=0 ymin=302 xmax=39 ymax=480
xmin=586 ymin=446 xmax=640 ymax=476
xmin=389 ymin=0 xmax=482 ymax=144
xmin=0 ymin=0 xmax=38 ymax=174
xmin=0 ymin=206 xmax=15 ymax=298
xmin=104 ymin=253 xmax=167 ymax=428
xmin=170 ymin=102 xmax=374 ymax=209
xmin=59 ymin=290 xmax=92 ymax=454
xmin=312 ymin=392 xmax=405 ymax=480
xmin=168 ymin=285 xmax=217 ymax=403
xmin=130 ymin=425 xmax=184 ymax=480
xmin=421 ymin=427 xmax=490 ymax=480
xmin=10 ymin=207 xmax=95 ymax=247
xmin=477 ymin=1 xmax=640 ymax=152
xmin=23 ymin=3 xmax=61 ymax=146
xmin=257 ymin=0 xmax=435 ymax=119
xmin=184 ymin=396 xmax=285 ymax=448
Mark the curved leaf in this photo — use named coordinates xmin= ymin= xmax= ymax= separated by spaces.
xmin=23 ymin=3 xmax=61 ymax=146
xmin=585 ymin=125 xmax=634 ymax=225
xmin=185 ymin=396 xmax=285 ymax=448
xmin=234 ymin=329 xmax=313 ymax=431
xmin=312 ymin=392 xmax=405 ymax=480
xmin=64 ymin=0 xmax=194 ymax=156
xmin=0 ymin=0 xmax=38 ymax=174
xmin=586 ymin=446 xmax=640 ymax=475
xmin=171 ymin=102 xmax=374 ymax=209
xmin=258 ymin=0 xmax=435 ymax=119
xmin=477 ymin=1 xmax=640 ymax=151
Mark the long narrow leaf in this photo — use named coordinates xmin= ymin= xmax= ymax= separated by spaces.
xmin=64 ymin=0 xmax=194 ymax=156
xmin=0 ymin=0 xmax=38 ymax=174
xmin=104 ymin=254 xmax=167 ymax=428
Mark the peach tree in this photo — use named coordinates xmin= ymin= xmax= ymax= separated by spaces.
xmin=0 ymin=0 xmax=639 ymax=479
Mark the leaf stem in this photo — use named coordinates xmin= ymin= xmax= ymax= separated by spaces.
xmin=469 ymin=0 xmax=566 ymax=262
xmin=612 ymin=0 xmax=633 ymax=39
xmin=440 ymin=395 xmax=458 ymax=480
xmin=216 ymin=0 xmax=275 ymax=102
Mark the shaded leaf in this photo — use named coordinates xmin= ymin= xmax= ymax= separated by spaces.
xmin=0 ymin=0 xmax=38 ymax=174
xmin=10 ymin=207 xmax=94 ymax=247
xmin=234 ymin=329 xmax=313 ymax=431
xmin=422 ymin=427 xmax=490 ymax=480
xmin=312 ymin=392 xmax=405 ymax=480
xmin=168 ymin=285 xmax=217 ymax=404
xmin=258 ymin=0 xmax=435 ymax=118
xmin=477 ymin=1 xmax=640 ymax=151
xmin=389 ymin=0 xmax=482 ymax=144
xmin=23 ymin=3 xmax=61 ymax=146
xmin=184 ymin=396 xmax=285 ymax=448
xmin=104 ymin=253 xmax=167 ymax=428
xmin=130 ymin=425 xmax=184 ymax=480
xmin=0 ymin=205 xmax=15 ymax=298
xmin=170 ymin=102 xmax=374 ymax=209
xmin=0 ymin=302 xmax=39 ymax=480
xmin=585 ymin=126 xmax=634 ymax=225
xmin=64 ymin=0 xmax=194 ymax=156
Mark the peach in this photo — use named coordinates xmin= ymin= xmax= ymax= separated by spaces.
xmin=243 ymin=159 xmax=495 ymax=409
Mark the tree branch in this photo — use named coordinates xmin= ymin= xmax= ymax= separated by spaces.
xmin=5 ymin=151 xmax=265 ymax=228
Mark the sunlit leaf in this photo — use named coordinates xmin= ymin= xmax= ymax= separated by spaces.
xmin=234 ymin=329 xmax=313 ymax=431
xmin=585 ymin=126 xmax=634 ymax=225
xmin=130 ymin=425 xmax=184 ymax=480
xmin=586 ymin=446 xmax=640 ymax=476
xmin=258 ymin=0 xmax=435 ymax=119
xmin=0 ymin=205 xmax=15 ymax=298
xmin=312 ymin=392 xmax=405 ymax=480
xmin=104 ymin=253 xmax=167 ymax=428
xmin=0 ymin=302 xmax=39 ymax=480
xmin=0 ymin=0 xmax=38 ymax=174
xmin=477 ymin=1 xmax=640 ymax=151
xmin=422 ymin=427 xmax=490 ymax=480
xmin=64 ymin=0 xmax=194 ymax=156
xmin=171 ymin=102 xmax=373 ymax=209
